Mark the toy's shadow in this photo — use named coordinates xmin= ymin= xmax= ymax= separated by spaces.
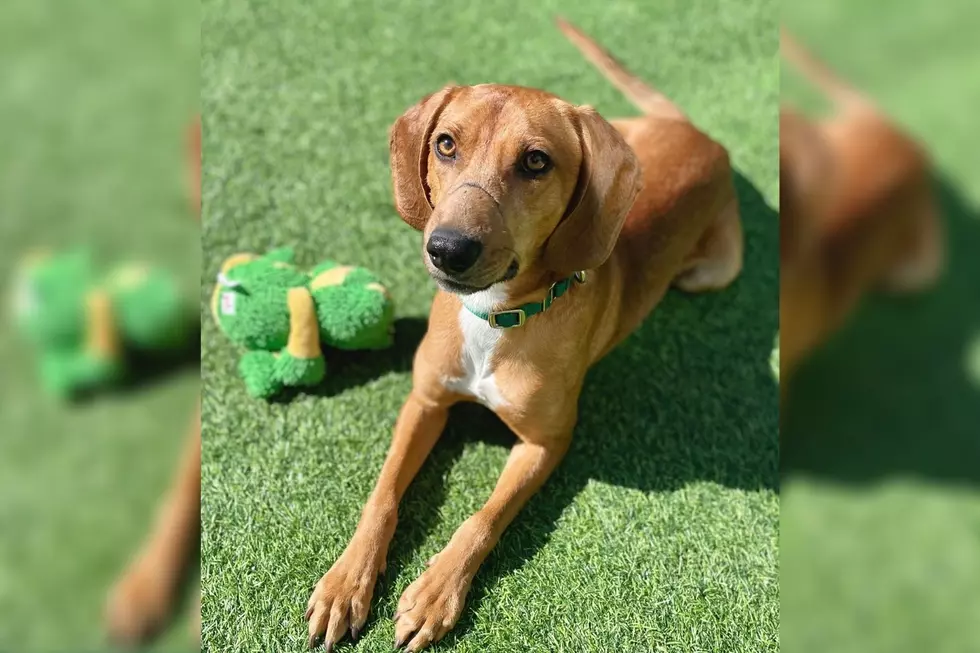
xmin=781 ymin=174 xmax=980 ymax=486
xmin=365 ymin=169 xmax=780 ymax=644
xmin=269 ymin=316 xmax=429 ymax=404
xmin=70 ymin=317 xmax=201 ymax=403
xmin=123 ymin=322 xmax=202 ymax=391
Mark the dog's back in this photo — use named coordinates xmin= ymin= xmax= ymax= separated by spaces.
xmin=556 ymin=19 xmax=741 ymax=340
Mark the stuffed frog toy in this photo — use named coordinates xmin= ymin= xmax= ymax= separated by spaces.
xmin=12 ymin=248 xmax=191 ymax=397
xmin=210 ymin=247 xmax=395 ymax=398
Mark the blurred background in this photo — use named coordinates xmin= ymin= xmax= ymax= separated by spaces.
xmin=780 ymin=1 xmax=980 ymax=652
xmin=6 ymin=0 xmax=976 ymax=649
xmin=0 ymin=1 xmax=199 ymax=651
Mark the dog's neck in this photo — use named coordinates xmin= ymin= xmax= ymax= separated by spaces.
xmin=457 ymin=266 xmax=568 ymax=318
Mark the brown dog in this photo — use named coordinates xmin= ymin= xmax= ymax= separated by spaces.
xmin=779 ymin=29 xmax=944 ymax=380
xmin=105 ymin=119 xmax=203 ymax=647
xmin=305 ymin=19 xmax=743 ymax=651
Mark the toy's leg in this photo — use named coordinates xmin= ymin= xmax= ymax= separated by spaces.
xmin=274 ymin=287 xmax=326 ymax=386
xmin=239 ymin=351 xmax=283 ymax=398
xmin=86 ymin=289 xmax=121 ymax=359
xmin=80 ymin=289 xmax=124 ymax=385
xmin=238 ymin=288 xmax=326 ymax=398
xmin=40 ymin=291 xmax=124 ymax=396
xmin=40 ymin=350 xmax=81 ymax=397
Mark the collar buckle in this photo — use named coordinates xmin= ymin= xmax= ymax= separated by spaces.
xmin=488 ymin=308 xmax=526 ymax=329
xmin=543 ymin=282 xmax=560 ymax=310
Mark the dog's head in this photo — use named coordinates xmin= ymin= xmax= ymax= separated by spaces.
xmin=389 ymin=84 xmax=641 ymax=294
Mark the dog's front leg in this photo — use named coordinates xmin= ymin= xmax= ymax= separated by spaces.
xmin=393 ymin=435 xmax=570 ymax=651
xmin=106 ymin=401 xmax=201 ymax=646
xmin=306 ymin=390 xmax=451 ymax=650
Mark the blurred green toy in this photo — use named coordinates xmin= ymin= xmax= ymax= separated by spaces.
xmin=210 ymin=247 xmax=395 ymax=398
xmin=12 ymin=248 xmax=191 ymax=397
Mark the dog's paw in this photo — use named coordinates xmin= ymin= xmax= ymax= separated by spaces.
xmin=306 ymin=544 xmax=386 ymax=651
xmin=104 ymin=556 xmax=176 ymax=647
xmin=393 ymin=558 xmax=471 ymax=651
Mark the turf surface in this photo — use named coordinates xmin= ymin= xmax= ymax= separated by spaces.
xmin=201 ymin=1 xmax=779 ymax=651
xmin=0 ymin=2 xmax=199 ymax=651
xmin=781 ymin=1 xmax=980 ymax=652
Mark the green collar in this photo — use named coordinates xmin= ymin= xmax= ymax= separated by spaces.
xmin=465 ymin=271 xmax=587 ymax=329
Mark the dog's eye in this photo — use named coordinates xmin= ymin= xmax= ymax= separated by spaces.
xmin=435 ymin=135 xmax=456 ymax=158
xmin=521 ymin=150 xmax=552 ymax=175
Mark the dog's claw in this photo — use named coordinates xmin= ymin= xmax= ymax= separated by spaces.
xmin=304 ymin=605 xmax=313 ymax=621
xmin=324 ymin=642 xmax=333 ymax=653
xmin=351 ymin=626 xmax=360 ymax=641
xmin=308 ymin=633 xmax=324 ymax=650
xmin=395 ymin=627 xmax=418 ymax=650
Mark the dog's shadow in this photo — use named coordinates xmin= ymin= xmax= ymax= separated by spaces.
xmin=781 ymin=174 xmax=980 ymax=486
xmin=365 ymin=170 xmax=780 ymax=644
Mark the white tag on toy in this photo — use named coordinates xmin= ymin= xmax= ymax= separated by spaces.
xmin=221 ymin=291 xmax=237 ymax=315
xmin=217 ymin=271 xmax=241 ymax=288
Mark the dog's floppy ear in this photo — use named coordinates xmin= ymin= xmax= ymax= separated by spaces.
xmin=389 ymin=85 xmax=460 ymax=230
xmin=544 ymin=106 xmax=641 ymax=274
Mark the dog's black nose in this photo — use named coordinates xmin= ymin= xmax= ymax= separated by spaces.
xmin=426 ymin=229 xmax=483 ymax=274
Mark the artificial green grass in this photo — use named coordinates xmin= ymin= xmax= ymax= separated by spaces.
xmin=201 ymin=0 xmax=779 ymax=651
xmin=0 ymin=2 xmax=199 ymax=651
xmin=781 ymin=1 xmax=980 ymax=652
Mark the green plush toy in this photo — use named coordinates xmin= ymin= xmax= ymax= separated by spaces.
xmin=12 ymin=248 xmax=192 ymax=397
xmin=210 ymin=247 xmax=395 ymax=398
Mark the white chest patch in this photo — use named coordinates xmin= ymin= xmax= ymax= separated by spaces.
xmin=443 ymin=285 xmax=509 ymax=410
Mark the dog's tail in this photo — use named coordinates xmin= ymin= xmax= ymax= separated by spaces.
xmin=555 ymin=17 xmax=686 ymax=120
xmin=780 ymin=27 xmax=874 ymax=111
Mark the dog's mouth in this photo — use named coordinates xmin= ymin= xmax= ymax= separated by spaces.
xmin=433 ymin=259 xmax=519 ymax=295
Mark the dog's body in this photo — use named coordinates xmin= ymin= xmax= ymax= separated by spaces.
xmin=415 ymin=89 xmax=741 ymax=438
xmin=779 ymin=30 xmax=943 ymax=379
xmin=306 ymin=20 xmax=742 ymax=652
